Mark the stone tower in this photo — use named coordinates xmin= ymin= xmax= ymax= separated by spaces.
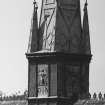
xmin=26 ymin=0 xmax=92 ymax=105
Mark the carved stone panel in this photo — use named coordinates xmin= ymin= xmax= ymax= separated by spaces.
xmin=42 ymin=8 xmax=56 ymax=51
xmin=38 ymin=64 xmax=48 ymax=97
xmin=39 ymin=0 xmax=57 ymax=51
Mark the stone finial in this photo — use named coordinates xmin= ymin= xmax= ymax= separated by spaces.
xmin=93 ymin=93 xmax=97 ymax=99
xmin=33 ymin=0 xmax=38 ymax=10
xmin=98 ymin=92 xmax=102 ymax=100
xmin=88 ymin=93 xmax=91 ymax=99
xmin=103 ymin=94 xmax=105 ymax=99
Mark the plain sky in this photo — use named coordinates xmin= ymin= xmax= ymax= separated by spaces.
xmin=0 ymin=0 xmax=105 ymax=95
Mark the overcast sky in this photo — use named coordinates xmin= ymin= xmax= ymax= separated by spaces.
xmin=0 ymin=0 xmax=105 ymax=95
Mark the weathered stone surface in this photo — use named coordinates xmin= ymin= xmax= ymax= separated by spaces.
xmin=28 ymin=63 xmax=37 ymax=97
xmin=26 ymin=1 xmax=92 ymax=105
xmin=55 ymin=0 xmax=82 ymax=53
